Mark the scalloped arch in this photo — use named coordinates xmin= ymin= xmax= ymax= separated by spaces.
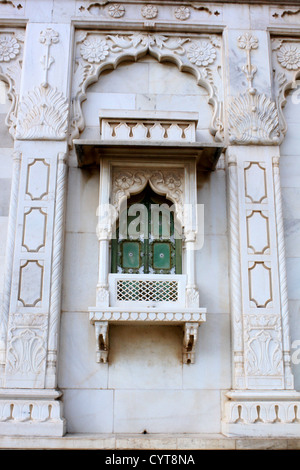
xmin=70 ymin=32 xmax=223 ymax=146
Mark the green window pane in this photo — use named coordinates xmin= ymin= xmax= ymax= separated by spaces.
xmin=122 ymin=241 xmax=140 ymax=269
xmin=153 ymin=242 xmax=171 ymax=270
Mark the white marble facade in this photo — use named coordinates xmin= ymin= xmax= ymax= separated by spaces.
xmin=0 ymin=0 xmax=300 ymax=447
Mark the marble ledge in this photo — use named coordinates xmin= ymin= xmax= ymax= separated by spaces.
xmin=0 ymin=433 xmax=300 ymax=450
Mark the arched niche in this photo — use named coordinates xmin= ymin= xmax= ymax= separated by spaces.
xmin=70 ymin=30 xmax=224 ymax=146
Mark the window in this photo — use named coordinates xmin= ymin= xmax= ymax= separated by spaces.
xmin=111 ymin=184 xmax=182 ymax=275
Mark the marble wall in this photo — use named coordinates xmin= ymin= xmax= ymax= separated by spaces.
xmin=0 ymin=81 xmax=13 ymax=318
xmin=58 ymin=58 xmax=230 ymax=433
xmin=280 ymin=92 xmax=300 ymax=390
xmin=0 ymin=0 xmax=300 ymax=441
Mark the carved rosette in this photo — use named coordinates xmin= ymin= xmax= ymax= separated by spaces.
xmin=0 ymin=30 xmax=24 ymax=138
xmin=272 ymin=37 xmax=300 ymax=138
xmin=71 ymin=31 xmax=223 ymax=145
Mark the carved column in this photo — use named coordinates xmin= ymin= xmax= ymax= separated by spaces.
xmin=222 ymin=30 xmax=300 ymax=437
xmin=0 ymin=23 xmax=71 ymax=436
xmin=96 ymin=159 xmax=111 ymax=308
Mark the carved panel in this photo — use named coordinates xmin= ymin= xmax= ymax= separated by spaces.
xmin=248 ymin=261 xmax=272 ymax=309
xmin=18 ymin=260 xmax=44 ymax=307
xmin=26 ymin=159 xmax=50 ymax=200
xmin=5 ymin=313 xmax=48 ymax=385
xmin=246 ymin=210 xmax=270 ymax=254
xmin=244 ymin=314 xmax=283 ymax=378
xmin=22 ymin=208 xmax=47 ymax=253
xmin=15 ymin=84 xmax=69 ymax=140
xmin=244 ymin=162 xmax=267 ymax=204
xmin=112 ymin=167 xmax=184 ymax=225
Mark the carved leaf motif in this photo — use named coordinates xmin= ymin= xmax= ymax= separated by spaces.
xmin=7 ymin=328 xmax=46 ymax=375
xmin=246 ymin=330 xmax=282 ymax=376
xmin=16 ymin=85 xmax=69 ymax=140
xmin=228 ymin=92 xmax=280 ymax=144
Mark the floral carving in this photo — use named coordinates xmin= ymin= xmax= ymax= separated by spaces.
xmin=161 ymin=172 xmax=181 ymax=191
xmin=80 ymin=37 xmax=109 ymax=63
xmin=114 ymin=171 xmax=137 ymax=190
xmin=277 ymin=44 xmax=300 ymax=70
xmin=108 ymin=3 xmax=125 ymax=18
xmin=187 ymin=41 xmax=216 ymax=66
xmin=39 ymin=28 xmax=59 ymax=47
xmin=141 ymin=4 xmax=158 ymax=19
xmin=39 ymin=28 xmax=59 ymax=88
xmin=0 ymin=35 xmax=20 ymax=62
xmin=237 ymin=33 xmax=258 ymax=51
xmin=174 ymin=6 xmax=190 ymax=20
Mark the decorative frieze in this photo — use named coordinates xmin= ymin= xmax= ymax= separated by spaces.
xmin=100 ymin=111 xmax=198 ymax=143
xmin=222 ymin=391 xmax=300 ymax=437
xmin=0 ymin=389 xmax=66 ymax=437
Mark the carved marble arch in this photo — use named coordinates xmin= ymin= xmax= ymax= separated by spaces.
xmin=272 ymin=37 xmax=300 ymax=139
xmin=70 ymin=30 xmax=223 ymax=145
xmin=111 ymin=167 xmax=184 ymax=229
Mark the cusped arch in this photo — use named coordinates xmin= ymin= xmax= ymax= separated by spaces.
xmin=112 ymin=168 xmax=185 ymax=228
xmin=70 ymin=31 xmax=223 ymax=145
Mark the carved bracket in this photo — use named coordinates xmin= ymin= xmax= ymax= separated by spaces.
xmin=183 ymin=322 xmax=199 ymax=364
xmin=94 ymin=321 xmax=109 ymax=363
xmin=91 ymin=317 xmax=203 ymax=365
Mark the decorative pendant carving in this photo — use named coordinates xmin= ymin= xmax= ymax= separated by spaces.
xmin=39 ymin=28 xmax=59 ymax=88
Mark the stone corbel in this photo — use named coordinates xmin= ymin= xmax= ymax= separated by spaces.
xmin=183 ymin=322 xmax=199 ymax=364
xmin=92 ymin=318 xmax=201 ymax=365
xmin=94 ymin=321 xmax=109 ymax=363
